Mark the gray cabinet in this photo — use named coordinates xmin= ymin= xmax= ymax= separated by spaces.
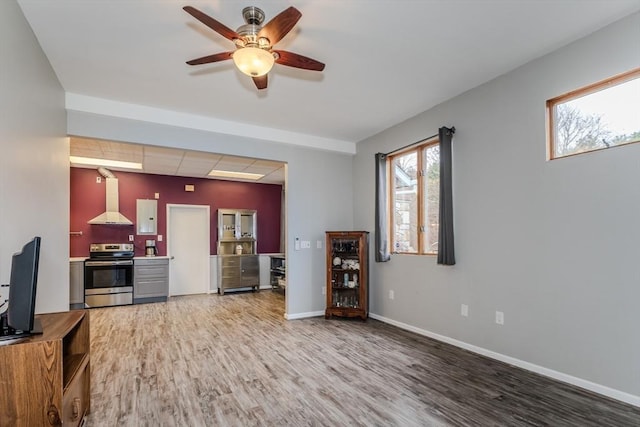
xmin=134 ymin=257 xmax=169 ymax=303
xmin=217 ymin=255 xmax=260 ymax=295
xmin=69 ymin=260 xmax=84 ymax=309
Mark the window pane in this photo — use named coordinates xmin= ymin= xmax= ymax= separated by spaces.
xmin=422 ymin=145 xmax=440 ymax=253
xmin=552 ymin=73 xmax=640 ymax=158
xmin=392 ymin=152 xmax=418 ymax=253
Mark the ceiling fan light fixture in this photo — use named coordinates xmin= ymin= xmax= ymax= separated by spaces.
xmin=232 ymin=46 xmax=274 ymax=77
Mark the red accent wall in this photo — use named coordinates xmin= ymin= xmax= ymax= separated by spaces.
xmin=70 ymin=168 xmax=282 ymax=257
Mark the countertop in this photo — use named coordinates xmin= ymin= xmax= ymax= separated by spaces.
xmin=133 ymin=256 xmax=170 ymax=260
xmin=71 ymin=255 xmax=171 ymax=262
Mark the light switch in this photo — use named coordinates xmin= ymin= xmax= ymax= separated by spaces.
xmin=158 ymin=235 xmax=163 ymax=242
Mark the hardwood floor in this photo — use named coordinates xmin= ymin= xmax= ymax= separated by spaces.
xmin=85 ymin=292 xmax=639 ymax=426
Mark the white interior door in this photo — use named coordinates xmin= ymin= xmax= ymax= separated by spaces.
xmin=167 ymin=204 xmax=210 ymax=296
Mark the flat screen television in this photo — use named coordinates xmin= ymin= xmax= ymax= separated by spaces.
xmin=0 ymin=236 xmax=42 ymax=340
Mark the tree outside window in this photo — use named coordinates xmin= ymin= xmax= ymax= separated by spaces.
xmin=548 ymin=68 xmax=640 ymax=159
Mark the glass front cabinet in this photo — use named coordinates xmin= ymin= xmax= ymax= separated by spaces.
xmin=217 ymin=209 xmax=259 ymax=295
xmin=217 ymin=209 xmax=257 ymax=255
xmin=325 ymin=231 xmax=369 ymax=320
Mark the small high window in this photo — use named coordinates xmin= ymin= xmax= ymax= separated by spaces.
xmin=547 ymin=68 xmax=640 ymax=159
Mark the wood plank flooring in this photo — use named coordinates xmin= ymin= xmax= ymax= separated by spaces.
xmin=85 ymin=292 xmax=640 ymax=426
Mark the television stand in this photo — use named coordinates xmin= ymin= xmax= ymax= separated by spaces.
xmin=0 ymin=312 xmax=42 ymax=341
xmin=0 ymin=310 xmax=90 ymax=426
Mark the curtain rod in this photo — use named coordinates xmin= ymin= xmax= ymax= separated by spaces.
xmin=383 ymin=126 xmax=455 ymax=156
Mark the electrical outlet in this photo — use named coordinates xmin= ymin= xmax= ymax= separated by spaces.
xmin=321 ymin=286 xmax=326 ymax=295
xmin=461 ymin=304 xmax=469 ymax=317
xmin=389 ymin=290 xmax=395 ymax=300
xmin=157 ymin=235 xmax=163 ymax=242
xmin=495 ymin=311 xmax=504 ymax=325
xmin=128 ymin=235 xmax=134 ymax=242
xmin=154 ymin=192 xmax=160 ymax=199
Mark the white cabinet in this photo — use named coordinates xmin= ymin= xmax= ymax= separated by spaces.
xmin=136 ymin=199 xmax=157 ymax=235
xmin=69 ymin=260 xmax=84 ymax=309
xmin=134 ymin=257 xmax=169 ymax=303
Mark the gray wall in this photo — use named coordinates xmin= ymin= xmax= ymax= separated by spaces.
xmin=66 ymin=111 xmax=354 ymax=317
xmin=0 ymin=1 xmax=68 ymax=313
xmin=353 ymin=12 xmax=640 ymax=399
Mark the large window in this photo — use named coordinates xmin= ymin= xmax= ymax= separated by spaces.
xmin=547 ymin=68 xmax=640 ymax=159
xmin=390 ymin=139 xmax=439 ymax=254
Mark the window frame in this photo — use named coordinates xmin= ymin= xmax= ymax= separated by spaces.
xmin=388 ymin=137 xmax=440 ymax=256
xmin=546 ymin=67 xmax=640 ymax=160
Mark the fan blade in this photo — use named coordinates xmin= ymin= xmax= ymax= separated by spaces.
xmin=183 ymin=6 xmax=240 ymax=41
xmin=186 ymin=51 xmax=234 ymax=66
xmin=252 ymin=75 xmax=268 ymax=90
xmin=258 ymin=7 xmax=302 ymax=45
xmin=274 ymin=50 xmax=325 ymax=71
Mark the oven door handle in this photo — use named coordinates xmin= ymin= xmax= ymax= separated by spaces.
xmin=85 ymin=260 xmax=134 ymax=267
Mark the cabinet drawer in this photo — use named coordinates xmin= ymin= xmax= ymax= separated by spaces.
xmin=62 ymin=361 xmax=89 ymax=427
xmin=221 ymin=268 xmax=240 ymax=281
xmin=134 ymin=279 xmax=169 ymax=297
xmin=135 ymin=264 xmax=168 ymax=279
xmin=219 ymin=256 xmax=241 ymax=268
xmin=134 ymin=258 xmax=169 ymax=266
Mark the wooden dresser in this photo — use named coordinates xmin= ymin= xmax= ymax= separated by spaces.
xmin=0 ymin=310 xmax=90 ymax=427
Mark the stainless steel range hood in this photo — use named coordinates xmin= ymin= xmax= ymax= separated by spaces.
xmin=88 ymin=168 xmax=133 ymax=225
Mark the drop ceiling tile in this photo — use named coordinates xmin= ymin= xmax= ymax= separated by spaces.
xmin=252 ymin=159 xmax=283 ymax=168
xmin=263 ymin=168 xmax=285 ymax=181
xmin=183 ymin=151 xmax=222 ymax=162
xmin=69 ymin=138 xmax=284 ymax=184
xmin=213 ymin=162 xmax=252 ymax=172
xmin=217 ymin=156 xmax=255 ymax=166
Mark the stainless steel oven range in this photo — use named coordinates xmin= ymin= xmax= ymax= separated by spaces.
xmin=84 ymin=243 xmax=134 ymax=308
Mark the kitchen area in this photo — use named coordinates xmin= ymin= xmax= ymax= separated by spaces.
xmin=69 ymin=145 xmax=286 ymax=310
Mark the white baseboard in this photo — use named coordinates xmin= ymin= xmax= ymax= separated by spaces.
xmin=368 ymin=313 xmax=639 ymax=408
xmin=285 ymin=310 xmax=324 ymax=320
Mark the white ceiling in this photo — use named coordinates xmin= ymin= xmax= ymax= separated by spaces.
xmin=18 ymin=0 xmax=640 ymax=173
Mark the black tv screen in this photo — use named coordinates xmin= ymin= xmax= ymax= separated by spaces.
xmin=7 ymin=236 xmax=41 ymax=333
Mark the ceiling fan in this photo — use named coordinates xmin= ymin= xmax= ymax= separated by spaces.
xmin=183 ymin=5 xmax=325 ymax=90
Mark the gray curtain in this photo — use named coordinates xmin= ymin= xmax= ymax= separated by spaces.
xmin=437 ymin=127 xmax=455 ymax=265
xmin=375 ymin=153 xmax=391 ymax=262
